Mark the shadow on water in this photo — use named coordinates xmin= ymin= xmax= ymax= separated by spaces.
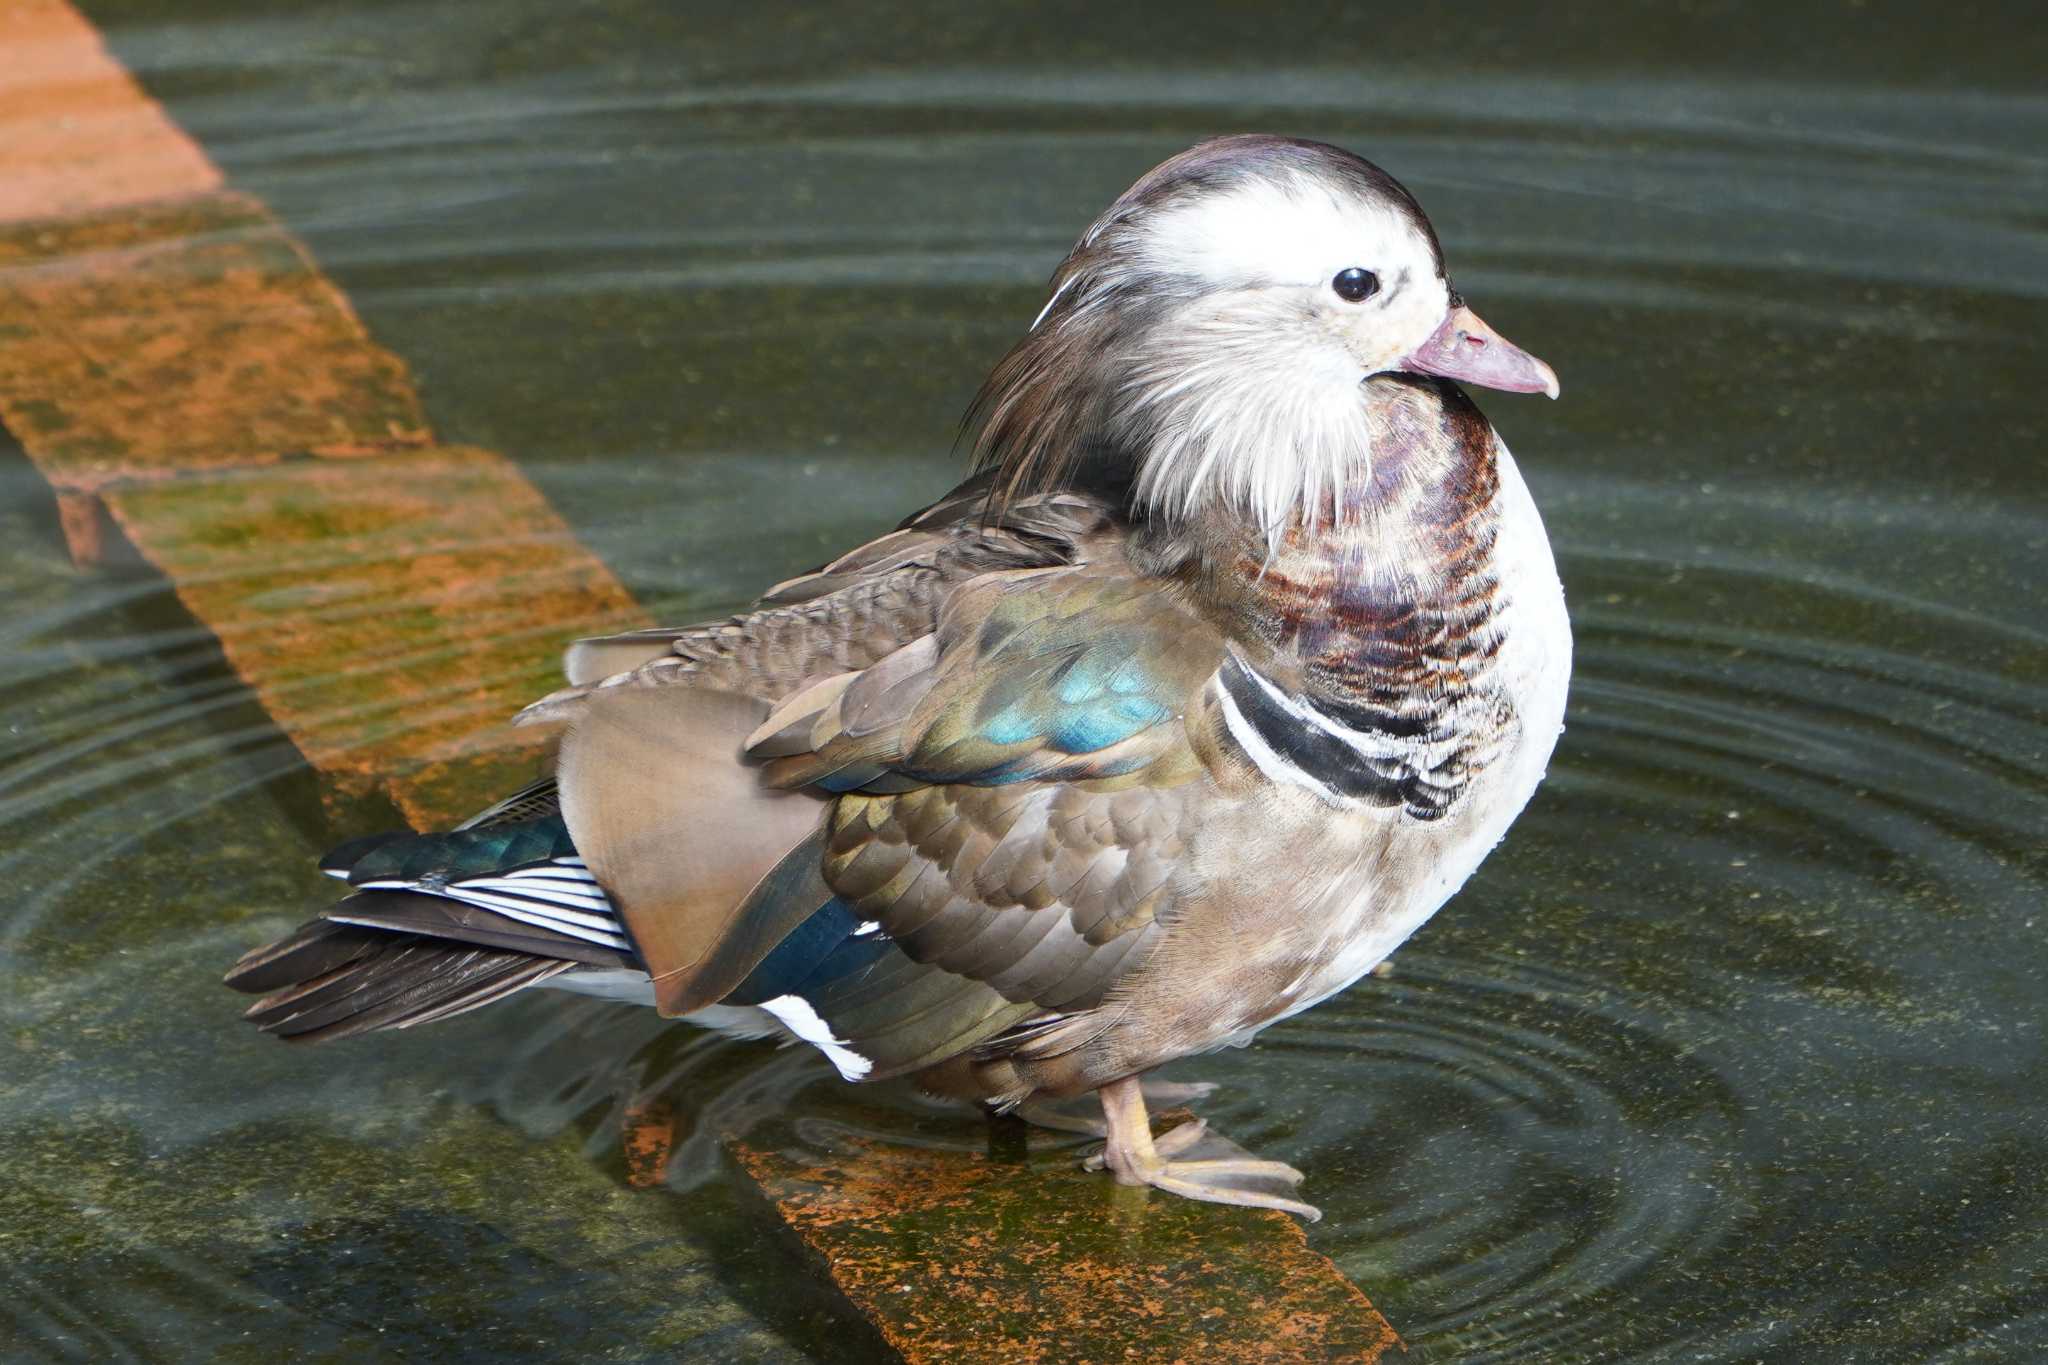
xmin=3 ymin=0 xmax=2045 ymax=1359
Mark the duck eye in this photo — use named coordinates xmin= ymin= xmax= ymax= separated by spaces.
xmin=1331 ymin=268 xmax=1379 ymax=303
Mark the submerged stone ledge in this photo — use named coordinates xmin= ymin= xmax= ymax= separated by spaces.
xmin=731 ymin=1125 xmax=1402 ymax=1363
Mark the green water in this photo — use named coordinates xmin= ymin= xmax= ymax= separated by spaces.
xmin=4 ymin=1 xmax=2044 ymax=1359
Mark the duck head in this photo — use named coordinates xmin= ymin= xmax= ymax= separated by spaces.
xmin=970 ymin=134 xmax=1557 ymax=532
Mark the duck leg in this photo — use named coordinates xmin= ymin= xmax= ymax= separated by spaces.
xmin=1010 ymin=1078 xmax=1217 ymax=1136
xmin=1090 ymin=1074 xmax=1321 ymax=1221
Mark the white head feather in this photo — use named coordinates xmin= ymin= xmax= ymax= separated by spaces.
xmin=979 ymin=137 xmax=1455 ymax=537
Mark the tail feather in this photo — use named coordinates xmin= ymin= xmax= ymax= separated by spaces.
xmin=316 ymin=831 xmax=407 ymax=880
xmin=223 ymin=918 xmax=382 ymax=994
xmin=342 ymin=820 xmax=578 ymax=889
xmin=228 ymin=795 xmax=640 ymax=1043
xmin=236 ymin=935 xmax=575 ymax=1042
xmin=326 ymin=889 xmax=629 ymax=967
xmin=387 ymin=958 xmax=575 ymax=1032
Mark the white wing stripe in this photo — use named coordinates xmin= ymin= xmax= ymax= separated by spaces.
xmin=1232 ymin=651 xmax=1451 ymax=763
xmin=458 ymin=874 xmax=611 ymax=908
xmin=450 ymin=896 xmax=631 ymax=947
xmin=1212 ymin=676 xmax=1344 ymax=805
xmin=351 ymin=878 xmax=613 ymax=923
xmin=354 ymin=879 xmax=630 ymax=948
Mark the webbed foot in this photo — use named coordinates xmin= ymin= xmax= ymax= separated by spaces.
xmin=1091 ymin=1075 xmax=1320 ymax=1221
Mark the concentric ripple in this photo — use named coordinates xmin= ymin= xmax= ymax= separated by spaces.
xmin=3 ymin=2 xmax=2044 ymax=1359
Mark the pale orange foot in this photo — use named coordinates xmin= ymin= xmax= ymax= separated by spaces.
xmin=1091 ymin=1075 xmax=1320 ymax=1221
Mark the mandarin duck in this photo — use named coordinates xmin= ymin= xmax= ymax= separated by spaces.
xmin=226 ymin=135 xmax=1571 ymax=1220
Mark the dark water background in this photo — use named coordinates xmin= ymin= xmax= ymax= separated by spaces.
xmin=3 ymin=1 xmax=2044 ymax=1359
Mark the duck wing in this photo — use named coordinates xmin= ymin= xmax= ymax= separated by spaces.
xmin=713 ymin=562 xmax=1230 ymax=1089
xmin=516 ymin=483 xmax=1120 ymax=725
xmin=526 ymin=483 xmax=1128 ymax=1021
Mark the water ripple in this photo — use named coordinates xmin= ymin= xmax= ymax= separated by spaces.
xmin=3 ymin=16 xmax=2043 ymax=1355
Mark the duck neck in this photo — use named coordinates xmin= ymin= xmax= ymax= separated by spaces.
xmin=1133 ymin=376 xmax=1507 ymax=724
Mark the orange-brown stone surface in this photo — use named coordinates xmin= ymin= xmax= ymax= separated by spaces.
xmin=0 ymin=194 xmax=430 ymax=491
xmin=0 ymin=3 xmax=643 ymax=826
xmin=0 ymin=0 xmax=221 ymax=222
xmin=732 ymin=1132 xmax=1404 ymax=1364
xmin=101 ymin=448 xmax=641 ymax=824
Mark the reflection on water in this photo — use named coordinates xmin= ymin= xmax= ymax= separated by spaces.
xmin=3 ymin=1 xmax=2044 ymax=1359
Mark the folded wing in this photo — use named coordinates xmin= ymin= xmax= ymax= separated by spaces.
xmin=729 ymin=567 xmax=1228 ymax=1083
